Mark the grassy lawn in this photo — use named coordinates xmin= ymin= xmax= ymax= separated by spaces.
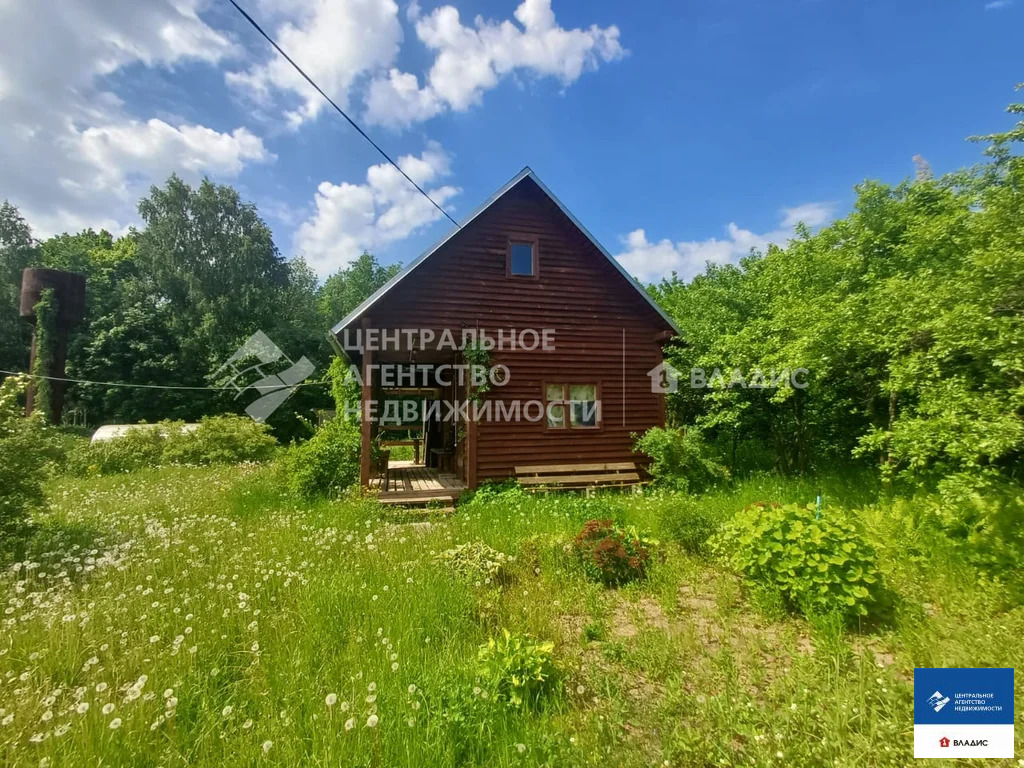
xmin=1 ymin=465 xmax=1021 ymax=766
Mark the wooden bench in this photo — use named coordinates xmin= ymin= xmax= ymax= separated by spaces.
xmin=514 ymin=462 xmax=643 ymax=493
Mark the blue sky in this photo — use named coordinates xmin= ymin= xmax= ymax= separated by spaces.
xmin=0 ymin=0 xmax=1019 ymax=282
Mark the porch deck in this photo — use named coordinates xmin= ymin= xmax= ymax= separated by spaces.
xmin=371 ymin=461 xmax=466 ymax=506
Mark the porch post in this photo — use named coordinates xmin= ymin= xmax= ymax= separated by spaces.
xmin=359 ymin=317 xmax=374 ymax=489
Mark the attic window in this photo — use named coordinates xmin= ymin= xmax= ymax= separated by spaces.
xmin=508 ymin=240 xmax=537 ymax=276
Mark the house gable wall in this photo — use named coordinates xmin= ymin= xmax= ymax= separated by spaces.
xmin=359 ymin=177 xmax=671 ymax=481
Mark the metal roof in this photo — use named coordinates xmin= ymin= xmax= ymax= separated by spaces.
xmin=328 ymin=167 xmax=681 ymax=339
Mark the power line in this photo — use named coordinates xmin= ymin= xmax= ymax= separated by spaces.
xmin=226 ymin=0 xmax=460 ymax=230
xmin=0 ymin=370 xmax=330 ymax=392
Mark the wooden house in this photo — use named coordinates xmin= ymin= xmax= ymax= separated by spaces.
xmin=328 ymin=168 xmax=679 ymax=504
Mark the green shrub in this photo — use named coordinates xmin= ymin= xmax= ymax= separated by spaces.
xmin=711 ymin=502 xmax=884 ymax=622
xmin=659 ymin=495 xmax=721 ymax=554
xmin=476 ymin=630 xmax=559 ymax=709
xmin=436 ymin=541 xmax=514 ymax=585
xmin=891 ymin=484 xmax=1024 ymax=575
xmin=161 ymin=415 xmax=276 ymax=466
xmin=78 ymin=423 xmax=176 ymax=474
xmin=71 ymin=416 xmax=276 ymax=475
xmin=0 ymin=375 xmax=51 ymax=539
xmin=282 ymin=416 xmax=361 ymax=499
xmin=635 ymin=426 xmax=729 ymax=493
xmin=572 ymin=519 xmax=656 ymax=586
xmin=462 ymin=480 xmax=528 ymax=506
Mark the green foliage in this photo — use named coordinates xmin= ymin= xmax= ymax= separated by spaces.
xmin=435 ymin=541 xmax=514 ymax=585
xmin=890 ymin=487 xmax=1024 ymax=574
xmin=0 ymin=201 xmax=36 ymax=376
xmin=0 ymin=375 xmax=50 ymax=539
xmin=160 ymin=416 xmax=277 ymax=466
xmin=651 ymin=101 xmax=1024 ymax=494
xmin=318 ymin=251 xmax=401 ymax=323
xmin=76 ymin=425 xmax=165 ymax=475
xmin=328 ymin=355 xmax=358 ymax=412
xmin=72 ymin=416 xmax=276 ymax=475
xmin=461 ymin=339 xmax=493 ymax=402
xmin=463 ymin=480 xmax=529 ymax=506
xmin=712 ymin=502 xmax=884 ymax=622
xmin=572 ymin=519 xmax=655 ymax=586
xmin=475 ymin=630 xmax=559 ymax=709
xmin=635 ymin=426 xmax=729 ymax=492
xmin=29 ymin=289 xmax=56 ymax=422
xmin=657 ymin=495 xmax=721 ymax=554
xmin=282 ymin=416 xmax=361 ymax=499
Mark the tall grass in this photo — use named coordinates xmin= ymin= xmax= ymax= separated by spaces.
xmin=1 ymin=465 xmax=1021 ymax=766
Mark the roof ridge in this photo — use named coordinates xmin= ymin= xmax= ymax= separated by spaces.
xmin=328 ymin=168 xmax=680 ymax=340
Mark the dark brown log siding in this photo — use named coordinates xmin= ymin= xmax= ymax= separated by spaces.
xmin=363 ymin=177 xmax=673 ymax=482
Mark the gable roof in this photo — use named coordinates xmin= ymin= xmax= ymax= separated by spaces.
xmin=328 ymin=167 xmax=681 ymax=338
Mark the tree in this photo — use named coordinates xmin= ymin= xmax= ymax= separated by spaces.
xmin=652 ymin=108 xmax=1024 ymax=494
xmin=318 ymin=251 xmax=401 ymax=327
xmin=0 ymin=201 xmax=37 ymax=375
xmin=136 ymin=175 xmax=289 ymax=378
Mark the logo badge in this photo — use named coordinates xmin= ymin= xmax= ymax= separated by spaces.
xmin=913 ymin=668 xmax=1014 ymax=759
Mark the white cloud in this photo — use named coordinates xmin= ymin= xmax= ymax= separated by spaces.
xmin=226 ymin=0 xmax=403 ymax=128
xmin=69 ymin=120 xmax=272 ymax=198
xmin=779 ymin=201 xmax=834 ymax=229
xmin=365 ymin=0 xmax=626 ymax=128
xmin=293 ymin=142 xmax=459 ymax=276
xmin=615 ymin=203 xmax=836 ymax=283
xmin=0 ymin=0 xmax=270 ymax=237
xmin=984 ymin=0 xmax=1013 ymax=9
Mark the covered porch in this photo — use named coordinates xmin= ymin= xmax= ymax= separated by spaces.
xmin=348 ymin=323 xmax=477 ymax=496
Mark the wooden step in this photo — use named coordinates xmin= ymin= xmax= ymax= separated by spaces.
xmin=378 ymin=490 xmax=461 ymax=506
